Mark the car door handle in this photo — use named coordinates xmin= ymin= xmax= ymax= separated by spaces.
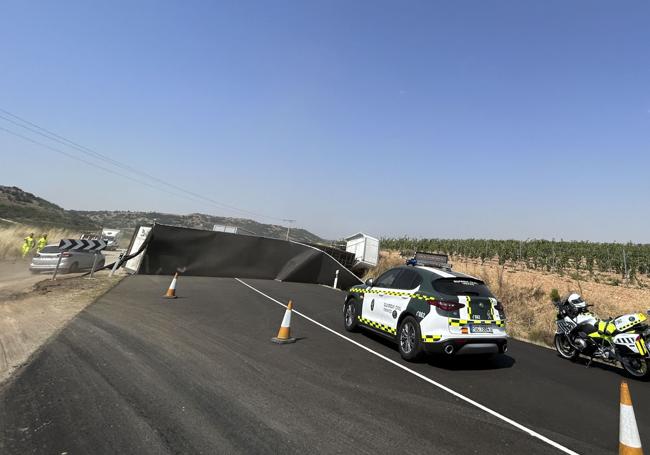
xmin=400 ymin=295 xmax=409 ymax=299
xmin=378 ymin=294 xmax=385 ymax=297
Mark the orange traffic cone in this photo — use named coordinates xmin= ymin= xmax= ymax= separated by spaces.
xmin=271 ymin=300 xmax=296 ymax=344
xmin=619 ymin=380 xmax=643 ymax=455
xmin=163 ymin=273 xmax=178 ymax=299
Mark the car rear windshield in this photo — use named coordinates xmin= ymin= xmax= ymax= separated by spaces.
xmin=40 ymin=246 xmax=60 ymax=253
xmin=432 ymin=278 xmax=494 ymax=297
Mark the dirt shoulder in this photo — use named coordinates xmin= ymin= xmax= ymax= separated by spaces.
xmin=0 ymin=259 xmax=48 ymax=297
xmin=0 ymin=262 xmax=124 ymax=385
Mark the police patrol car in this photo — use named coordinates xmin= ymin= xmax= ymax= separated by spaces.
xmin=344 ymin=252 xmax=508 ymax=360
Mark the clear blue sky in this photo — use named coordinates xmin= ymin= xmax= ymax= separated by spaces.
xmin=1 ymin=1 xmax=648 ymax=241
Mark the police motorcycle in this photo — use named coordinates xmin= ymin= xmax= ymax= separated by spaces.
xmin=553 ymin=293 xmax=650 ymax=378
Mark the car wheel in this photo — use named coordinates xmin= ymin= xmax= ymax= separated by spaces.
xmin=68 ymin=262 xmax=79 ymax=273
xmin=343 ymin=299 xmax=359 ymax=332
xmin=398 ymin=316 xmax=422 ymax=361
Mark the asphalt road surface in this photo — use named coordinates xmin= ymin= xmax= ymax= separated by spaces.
xmin=1 ymin=276 xmax=648 ymax=454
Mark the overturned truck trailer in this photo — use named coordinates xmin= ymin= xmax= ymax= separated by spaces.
xmin=129 ymin=224 xmax=362 ymax=290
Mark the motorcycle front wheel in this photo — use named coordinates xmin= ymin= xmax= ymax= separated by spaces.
xmin=621 ymin=357 xmax=650 ymax=379
xmin=554 ymin=334 xmax=579 ymax=361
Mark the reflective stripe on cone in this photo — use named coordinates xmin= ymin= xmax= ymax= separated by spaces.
xmin=163 ymin=273 xmax=178 ymax=299
xmin=619 ymin=381 xmax=643 ymax=455
xmin=272 ymin=300 xmax=296 ymax=344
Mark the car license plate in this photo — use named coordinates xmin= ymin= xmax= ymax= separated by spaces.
xmin=470 ymin=325 xmax=493 ymax=334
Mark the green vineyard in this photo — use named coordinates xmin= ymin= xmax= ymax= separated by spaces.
xmin=380 ymin=238 xmax=650 ymax=278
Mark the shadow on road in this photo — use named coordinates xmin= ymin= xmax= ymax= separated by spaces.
xmin=426 ymin=354 xmax=516 ymax=371
xmin=361 ymin=330 xmax=516 ymax=370
xmin=567 ymin=355 xmax=650 ymax=383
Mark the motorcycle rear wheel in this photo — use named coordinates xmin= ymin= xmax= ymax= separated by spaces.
xmin=621 ymin=357 xmax=650 ymax=379
xmin=554 ymin=334 xmax=579 ymax=361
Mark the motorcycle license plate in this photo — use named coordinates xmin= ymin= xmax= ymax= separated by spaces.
xmin=470 ymin=325 xmax=493 ymax=334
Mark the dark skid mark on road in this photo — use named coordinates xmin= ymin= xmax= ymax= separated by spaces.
xmin=0 ymin=276 xmax=643 ymax=454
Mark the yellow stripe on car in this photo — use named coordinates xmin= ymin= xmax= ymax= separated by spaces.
xmin=422 ymin=334 xmax=442 ymax=343
xmin=357 ymin=316 xmax=397 ymax=335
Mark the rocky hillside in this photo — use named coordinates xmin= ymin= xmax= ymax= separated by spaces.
xmin=0 ymin=186 xmax=98 ymax=230
xmin=0 ymin=186 xmax=324 ymax=243
xmin=72 ymin=211 xmax=324 ymax=243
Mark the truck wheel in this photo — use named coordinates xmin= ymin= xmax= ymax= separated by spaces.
xmin=398 ymin=316 xmax=422 ymax=361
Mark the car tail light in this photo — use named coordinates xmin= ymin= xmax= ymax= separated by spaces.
xmin=61 ymin=252 xmax=71 ymax=257
xmin=428 ymin=300 xmax=465 ymax=311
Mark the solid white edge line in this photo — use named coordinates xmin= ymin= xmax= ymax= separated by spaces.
xmin=235 ymin=278 xmax=579 ymax=455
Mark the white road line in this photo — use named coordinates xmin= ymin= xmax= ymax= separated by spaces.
xmin=235 ymin=278 xmax=579 ymax=455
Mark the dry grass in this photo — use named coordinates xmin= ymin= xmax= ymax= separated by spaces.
xmin=363 ymin=250 xmax=405 ymax=280
xmin=0 ymin=225 xmax=79 ymax=259
xmin=367 ymin=251 xmax=650 ymax=347
xmin=455 ymin=261 xmax=556 ymax=345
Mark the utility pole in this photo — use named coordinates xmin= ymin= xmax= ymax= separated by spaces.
xmin=283 ymin=219 xmax=296 ymax=241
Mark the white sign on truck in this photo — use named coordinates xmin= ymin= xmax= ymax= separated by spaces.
xmin=124 ymin=226 xmax=152 ymax=273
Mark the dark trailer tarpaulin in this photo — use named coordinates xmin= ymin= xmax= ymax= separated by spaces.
xmin=136 ymin=224 xmax=362 ymax=290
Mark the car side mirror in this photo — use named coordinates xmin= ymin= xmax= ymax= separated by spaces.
xmin=365 ymin=278 xmax=373 ymax=287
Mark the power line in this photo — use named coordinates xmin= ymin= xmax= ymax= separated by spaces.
xmin=0 ymin=108 xmax=285 ymax=221
xmin=1 ymin=124 xmax=266 ymax=236
xmin=0 ymin=107 xmax=288 ymax=222
xmin=0 ymin=126 xmax=214 ymax=208
xmin=1 ymin=125 xmax=266 ymax=236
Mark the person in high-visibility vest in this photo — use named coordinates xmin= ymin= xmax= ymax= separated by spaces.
xmin=36 ymin=234 xmax=48 ymax=253
xmin=21 ymin=233 xmax=35 ymax=257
